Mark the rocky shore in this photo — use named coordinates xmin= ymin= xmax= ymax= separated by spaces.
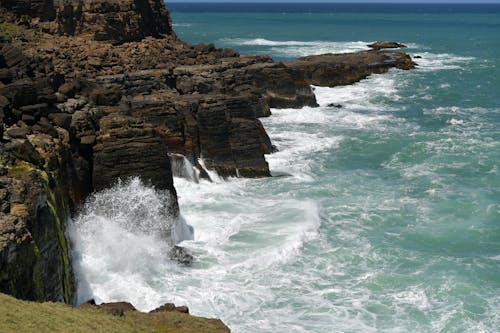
xmin=0 ymin=0 xmax=415 ymax=330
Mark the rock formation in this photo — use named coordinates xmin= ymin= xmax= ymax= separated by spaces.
xmin=0 ymin=0 xmax=415 ymax=318
xmin=286 ymin=50 xmax=415 ymax=87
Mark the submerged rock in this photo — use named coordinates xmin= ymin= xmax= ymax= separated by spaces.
xmin=169 ymin=245 xmax=194 ymax=266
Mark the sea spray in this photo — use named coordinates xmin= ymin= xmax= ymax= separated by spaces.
xmin=169 ymin=153 xmax=200 ymax=183
xmin=71 ymin=177 xmax=193 ymax=306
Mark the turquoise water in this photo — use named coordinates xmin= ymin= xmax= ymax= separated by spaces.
xmin=74 ymin=4 xmax=500 ymax=333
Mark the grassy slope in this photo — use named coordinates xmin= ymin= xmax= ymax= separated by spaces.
xmin=0 ymin=293 xmax=230 ymax=333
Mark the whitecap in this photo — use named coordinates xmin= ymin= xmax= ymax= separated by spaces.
xmin=414 ymin=52 xmax=475 ymax=72
xmin=219 ymin=38 xmax=371 ymax=57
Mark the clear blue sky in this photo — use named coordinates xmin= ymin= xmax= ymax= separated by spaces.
xmin=168 ymin=0 xmax=500 ymax=3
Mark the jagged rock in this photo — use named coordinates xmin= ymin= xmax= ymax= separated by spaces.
xmin=169 ymin=245 xmax=193 ymax=266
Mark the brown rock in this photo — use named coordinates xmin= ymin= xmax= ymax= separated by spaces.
xmin=92 ymin=115 xmax=177 ymax=200
xmin=89 ymin=85 xmax=122 ymax=106
xmin=6 ymin=126 xmax=28 ymax=139
xmin=368 ymin=41 xmax=407 ymax=50
xmin=9 ymin=203 xmax=29 ymax=218
xmin=48 ymin=113 xmax=72 ymax=130
xmin=286 ymin=50 xmax=416 ymax=87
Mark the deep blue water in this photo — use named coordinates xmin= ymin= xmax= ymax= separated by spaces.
xmin=75 ymin=3 xmax=500 ymax=333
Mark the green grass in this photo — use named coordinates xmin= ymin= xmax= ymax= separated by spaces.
xmin=0 ymin=293 xmax=230 ymax=333
xmin=0 ymin=22 xmax=23 ymax=42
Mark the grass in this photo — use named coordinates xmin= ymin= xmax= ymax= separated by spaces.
xmin=0 ymin=22 xmax=23 ymax=42
xmin=0 ymin=293 xmax=230 ymax=333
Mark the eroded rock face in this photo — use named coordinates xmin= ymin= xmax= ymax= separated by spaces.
xmin=0 ymin=138 xmax=79 ymax=304
xmin=3 ymin=0 xmax=173 ymax=43
xmin=55 ymin=0 xmax=172 ymax=43
xmin=93 ymin=114 xmax=177 ymax=199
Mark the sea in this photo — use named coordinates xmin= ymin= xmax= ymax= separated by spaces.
xmin=71 ymin=3 xmax=500 ymax=333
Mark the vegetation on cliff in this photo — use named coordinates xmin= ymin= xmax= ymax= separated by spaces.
xmin=0 ymin=292 xmax=230 ymax=333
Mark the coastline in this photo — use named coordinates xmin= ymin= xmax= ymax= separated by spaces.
xmin=0 ymin=0 xmax=416 ymax=331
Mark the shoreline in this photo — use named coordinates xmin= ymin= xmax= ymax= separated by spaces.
xmin=0 ymin=0 xmax=416 ymax=331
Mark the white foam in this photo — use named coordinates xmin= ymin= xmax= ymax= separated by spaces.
xmin=313 ymin=73 xmax=402 ymax=111
xmin=219 ymin=38 xmax=371 ymax=57
xmin=448 ymin=118 xmax=464 ymax=125
xmin=71 ymin=178 xmax=193 ymax=307
xmin=414 ymin=52 xmax=475 ymax=72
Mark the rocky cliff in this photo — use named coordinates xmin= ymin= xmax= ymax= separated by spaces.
xmin=0 ymin=0 xmax=415 ymax=314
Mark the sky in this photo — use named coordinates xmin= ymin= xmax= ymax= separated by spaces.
xmin=168 ymin=0 xmax=500 ymax=3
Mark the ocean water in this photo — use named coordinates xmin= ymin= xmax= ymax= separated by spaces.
xmin=72 ymin=4 xmax=500 ymax=333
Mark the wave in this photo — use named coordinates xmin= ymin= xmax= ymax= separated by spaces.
xmin=219 ymin=38 xmax=371 ymax=57
xmin=172 ymin=23 xmax=193 ymax=27
xmin=71 ymin=177 xmax=193 ymax=307
xmin=413 ymin=52 xmax=476 ymax=71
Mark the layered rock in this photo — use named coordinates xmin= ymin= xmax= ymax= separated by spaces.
xmin=93 ymin=114 xmax=178 ymax=199
xmin=3 ymin=0 xmax=173 ymax=43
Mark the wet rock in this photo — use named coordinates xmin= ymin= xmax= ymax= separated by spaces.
xmin=169 ymin=245 xmax=193 ymax=266
xmin=286 ymin=50 xmax=415 ymax=87
xmin=327 ymin=103 xmax=343 ymax=108
xmin=368 ymin=41 xmax=407 ymax=50
xmin=92 ymin=114 xmax=176 ymax=198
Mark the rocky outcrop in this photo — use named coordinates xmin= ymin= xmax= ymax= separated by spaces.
xmin=368 ymin=41 xmax=407 ymax=50
xmin=3 ymin=0 xmax=173 ymax=43
xmin=286 ymin=50 xmax=415 ymax=87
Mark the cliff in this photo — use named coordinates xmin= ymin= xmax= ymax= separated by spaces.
xmin=0 ymin=0 xmax=415 ymax=321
